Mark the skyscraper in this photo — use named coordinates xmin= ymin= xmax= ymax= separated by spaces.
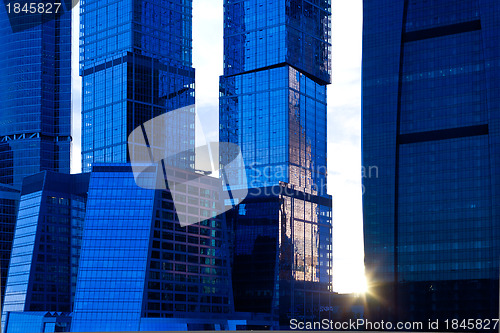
xmin=219 ymin=0 xmax=333 ymax=327
xmin=80 ymin=0 xmax=195 ymax=172
xmin=70 ymin=164 xmax=234 ymax=332
xmin=0 ymin=184 xmax=19 ymax=304
xmin=73 ymin=0 xmax=242 ymax=330
xmin=1 ymin=171 xmax=89 ymax=332
xmin=362 ymin=0 xmax=500 ymax=324
xmin=0 ymin=1 xmax=73 ymax=311
xmin=0 ymin=1 xmax=73 ymax=189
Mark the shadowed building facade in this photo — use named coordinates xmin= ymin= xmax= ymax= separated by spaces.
xmin=219 ymin=0 xmax=333 ymax=327
xmin=73 ymin=0 xmax=246 ymax=330
xmin=0 ymin=1 xmax=73 ymax=189
xmin=1 ymin=171 xmax=90 ymax=332
xmin=362 ymin=0 xmax=500 ymax=326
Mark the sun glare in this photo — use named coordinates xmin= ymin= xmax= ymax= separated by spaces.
xmin=335 ymin=273 xmax=368 ymax=295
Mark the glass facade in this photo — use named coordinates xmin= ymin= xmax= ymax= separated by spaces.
xmin=220 ymin=66 xmax=328 ymax=194
xmin=362 ymin=0 xmax=500 ymax=324
xmin=219 ymin=0 xmax=332 ymax=328
xmin=0 ymin=1 xmax=72 ymax=189
xmin=0 ymin=185 xmax=20 ymax=305
xmin=223 ymin=0 xmax=331 ymax=84
xmin=1 ymin=171 xmax=89 ymax=331
xmin=74 ymin=0 xmax=244 ymax=330
xmin=71 ymin=164 xmax=233 ymax=332
xmin=71 ymin=164 xmax=157 ymax=332
xmin=3 ymin=312 xmax=72 ymax=333
xmin=227 ymin=184 xmax=332 ymax=327
xmin=80 ymin=0 xmax=195 ymax=172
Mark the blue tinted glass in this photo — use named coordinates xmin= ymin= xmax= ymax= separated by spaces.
xmin=362 ymin=0 xmax=500 ymax=323
xmin=80 ymin=0 xmax=195 ymax=172
xmin=71 ymin=164 xmax=234 ymax=331
xmin=2 ymin=172 xmax=89 ymax=331
xmin=0 ymin=4 xmax=72 ymax=189
xmin=219 ymin=0 xmax=333 ymax=327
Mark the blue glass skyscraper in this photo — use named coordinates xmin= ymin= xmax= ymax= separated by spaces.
xmin=0 ymin=1 xmax=73 ymax=312
xmin=0 ymin=2 xmax=73 ymax=189
xmin=80 ymin=0 xmax=195 ymax=172
xmin=219 ymin=0 xmax=333 ymax=327
xmin=362 ymin=0 xmax=500 ymax=324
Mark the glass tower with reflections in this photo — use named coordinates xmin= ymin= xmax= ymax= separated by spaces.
xmin=362 ymin=0 xmax=500 ymax=325
xmin=219 ymin=0 xmax=333 ymax=327
xmin=80 ymin=0 xmax=195 ymax=172
xmin=0 ymin=184 xmax=19 ymax=305
xmin=0 ymin=1 xmax=73 ymax=190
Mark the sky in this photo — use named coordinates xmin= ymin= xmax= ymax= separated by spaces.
xmin=71 ymin=0 xmax=365 ymax=293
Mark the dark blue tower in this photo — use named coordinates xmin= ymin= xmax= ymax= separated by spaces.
xmin=0 ymin=1 xmax=73 ymax=310
xmin=219 ymin=0 xmax=333 ymax=327
xmin=362 ymin=0 xmax=500 ymax=325
xmin=72 ymin=0 xmax=238 ymax=331
xmin=0 ymin=1 xmax=73 ymax=190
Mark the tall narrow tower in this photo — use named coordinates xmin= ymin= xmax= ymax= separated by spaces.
xmin=0 ymin=2 xmax=72 ymax=188
xmin=219 ymin=0 xmax=333 ymax=327
xmin=362 ymin=0 xmax=500 ymax=324
xmin=0 ymin=0 xmax=73 ymax=306
xmin=2 ymin=171 xmax=89 ymax=332
xmin=80 ymin=0 xmax=195 ymax=172
xmin=72 ymin=1 xmax=236 ymax=331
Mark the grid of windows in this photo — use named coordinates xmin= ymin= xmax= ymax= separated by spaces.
xmin=72 ymin=164 xmax=233 ymax=331
xmin=223 ymin=0 xmax=331 ymax=84
xmin=2 ymin=191 xmax=42 ymax=320
xmin=1 ymin=172 xmax=89 ymax=330
xmin=71 ymin=165 xmax=157 ymax=332
xmin=362 ymin=0 xmax=500 ymax=324
xmin=400 ymin=30 xmax=488 ymax=134
xmin=398 ymin=137 xmax=492 ymax=281
xmin=220 ymin=0 xmax=332 ymax=328
xmin=0 ymin=3 xmax=72 ymax=189
xmin=405 ymin=0 xmax=480 ymax=32
xmin=3 ymin=312 xmax=72 ymax=333
xmin=0 ymin=186 xmax=19 ymax=305
xmin=220 ymin=66 xmax=327 ymax=195
xmin=228 ymin=184 xmax=332 ymax=326
xmin=144 ymin=170 xmax=232 ymax=319
xmin=80 ymin=0 xmax=195 ymax=172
